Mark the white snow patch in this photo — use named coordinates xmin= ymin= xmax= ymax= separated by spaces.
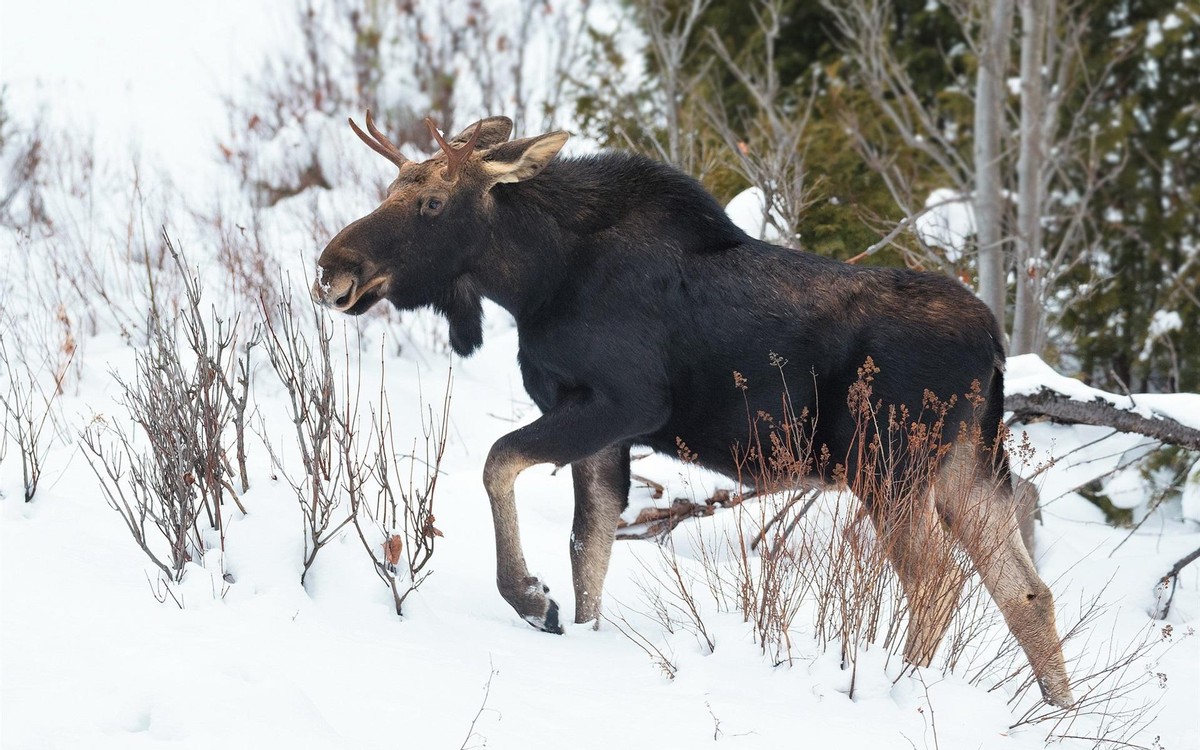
xmin=1141 ymin=310 xmax=1185 ymax=361
xmin=725 ymin=186 xmax=786 ymax=243
xmin=914 ymin=188 xmax=974 ymax=261
xmin=1007 ymin=354 xmax=1200 ymax=431
xmin=1149 ymin=309 xmax=1183 ymax=338
xmin=1184 ymin=460 xmax=1200 ymax=522
xmin=1146 ymin=19 xmax=1164 ymax=48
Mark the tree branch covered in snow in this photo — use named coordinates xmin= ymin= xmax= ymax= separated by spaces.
xmin=1007 ymin=389 xmax=1200 ymax=451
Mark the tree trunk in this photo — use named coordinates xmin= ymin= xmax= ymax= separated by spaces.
xmin=1012 ymin=0 xmax=1048 ymax=355
xmin=973 ymin=0 xmax=1012 ymax=324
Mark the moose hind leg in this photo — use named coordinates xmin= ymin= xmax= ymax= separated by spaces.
xmin=570 ymin=444 xmax=630 ymax=626
xmin=869 ymin=487 xmax=964 ymax=667
xmin=938 ymin=460 xmax=1074 ymax=708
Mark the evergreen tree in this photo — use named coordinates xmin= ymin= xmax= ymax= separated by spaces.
xmin=596 ymin=0 xmax=1197 ymax=392
xmin=1061 ymin=1 xmax=1200 ymax=392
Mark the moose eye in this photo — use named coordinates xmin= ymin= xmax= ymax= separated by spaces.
xmin=423 ymin=197 xmax=444 ymax=216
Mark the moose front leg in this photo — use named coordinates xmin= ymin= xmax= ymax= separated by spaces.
xmin=483 ymin=442 xmax=561 ymax=632
xmin=570 ymin=444 xmax=630 ymax=626
xmin=483 ymin=395 xmax=664 ymax=634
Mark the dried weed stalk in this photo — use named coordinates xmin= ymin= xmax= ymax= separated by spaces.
xmin=635 ymin=357 xmax=1173 ymax=743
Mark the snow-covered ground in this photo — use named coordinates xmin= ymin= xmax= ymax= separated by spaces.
xmin=4 ymin=296 xmax=1197 ymax=748
xmin=3 ymin=3 xmax=1199 ymax=748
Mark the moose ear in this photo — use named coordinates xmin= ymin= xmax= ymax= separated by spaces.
xmin=447 ymin=117 xmax=513 ymax=150
xmin=482 ymin=131 xmax=570 ymax=184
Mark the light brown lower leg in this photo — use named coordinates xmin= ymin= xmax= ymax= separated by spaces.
xmin=940 ymin=461 xmax=1073 ymax=707
xmin=869 ymin=489 xmax=965 ymax=666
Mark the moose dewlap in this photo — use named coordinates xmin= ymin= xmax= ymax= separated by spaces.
xmin=312 ymin=112 xmax=1074 ymax=708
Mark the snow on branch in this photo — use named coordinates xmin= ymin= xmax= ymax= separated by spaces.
xmin=1005 ymin=355 xmax=1200 ymax=450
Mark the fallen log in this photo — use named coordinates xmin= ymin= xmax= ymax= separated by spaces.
xmin=1006 ymin=373 xmax=1200 ymax=609
xmin=1006 ymin=389 xmax=1200 ymax=451
xmin=616 ymin=489 xmax=746 ymax=540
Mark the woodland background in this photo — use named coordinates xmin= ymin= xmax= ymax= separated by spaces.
xmin=2 ymin=1 xmax=1198 ymax=748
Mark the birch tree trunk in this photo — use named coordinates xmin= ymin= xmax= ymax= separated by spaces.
xmin=973 ymin=0 xmax=1012 ymax=324
xmin=1012 ymin=0 xmax=1049 ymax=355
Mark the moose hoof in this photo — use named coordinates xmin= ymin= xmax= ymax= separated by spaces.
xmin=503 ymin=578 xmax=564 ymax=634
xmin=523 ymin=597 xmax=563 ymax=634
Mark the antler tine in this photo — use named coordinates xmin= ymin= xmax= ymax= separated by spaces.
xmin=365 ymin=110 xmax=407 ymax=165
xmin=348 ymin=110 xmax=408 ymax=169
xmin=426 ymin=117 xmax=483 ymax=181
xmin=457 ymin=121 xmax=484 ymax=161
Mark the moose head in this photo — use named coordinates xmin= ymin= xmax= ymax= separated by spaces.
xmin=311 ymin=111 xmax=569 ymax=351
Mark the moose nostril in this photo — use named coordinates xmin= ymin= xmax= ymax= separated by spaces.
xmin=326 ymin=278 xmax=357 ymax=309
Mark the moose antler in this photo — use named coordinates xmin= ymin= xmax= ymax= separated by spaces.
xmin=348 ymin=110 xmax=408 ymax=169
xmin=425 ymin=117 xmax=483 ymax=181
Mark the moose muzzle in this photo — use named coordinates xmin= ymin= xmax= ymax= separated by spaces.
xmin=311 ymin=270 xmax=358 ymax=311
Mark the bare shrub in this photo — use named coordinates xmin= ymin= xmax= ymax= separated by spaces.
xmin=83 ymin=418 xmax=201 ymax=585
xmin=0 ymin=94 xmax=52 ymax=233
xmin=953 ymin=585 xmax=1186 ymax=746
xmin=203 ymin=203 xmax=282 ymax=317
xmin=0 ymin=324 xmax=73 ymax=502
xmin=259 ymin=281 xmax=351 ymax=585
xmin=631 ymin=535 xmax=716 ymax=655
xmin=222 ymin=0 xmax=598 ymax=207
xmin=82 ymin=234 xmax=258 ymax=586
xmin=636 ymin=361 xmax=982 ymax=674
xmin=574 ymin=0 xmax=726 ymax=179
xmin=602 ymin=603 xmax=680 ymax=680
xmin=259 ymin=281 xmax=452 ymax=601
xmin=345 ymin=364 xmax=452 ymax=615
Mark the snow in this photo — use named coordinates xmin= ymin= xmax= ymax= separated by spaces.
xmin=23 ymin=320 xmax=1194 ymax=749
xmin=1185 ymin=460 xmax=1200 ymax=523
xmin=1008 ymin=353 xmax=1200 ymax=431
xmin=1149 ymin=309 xmax=1184 ymax=338
xmin=725 ymin=186 xmax=786 ymax=243
xmin=915 ymin=187 xmax=974 ymax=262
xmin=0 ymin=0 xmax=283 ymax=194
xmin=3 ymin=3 xmax=1200 ymax=749
xmin=1147 ymin=19 xmax=1165 ymax=49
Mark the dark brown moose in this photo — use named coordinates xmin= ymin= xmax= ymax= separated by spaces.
xmin=313 ymin=112 xmax=1074 ymax=708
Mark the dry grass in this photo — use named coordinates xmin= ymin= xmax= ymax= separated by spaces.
xmin=630 ymin=358 xmax=1173 ymax=744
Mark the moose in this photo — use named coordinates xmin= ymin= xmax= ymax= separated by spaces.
xmin=312 ymin=112 xmax=1074 ymax=707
